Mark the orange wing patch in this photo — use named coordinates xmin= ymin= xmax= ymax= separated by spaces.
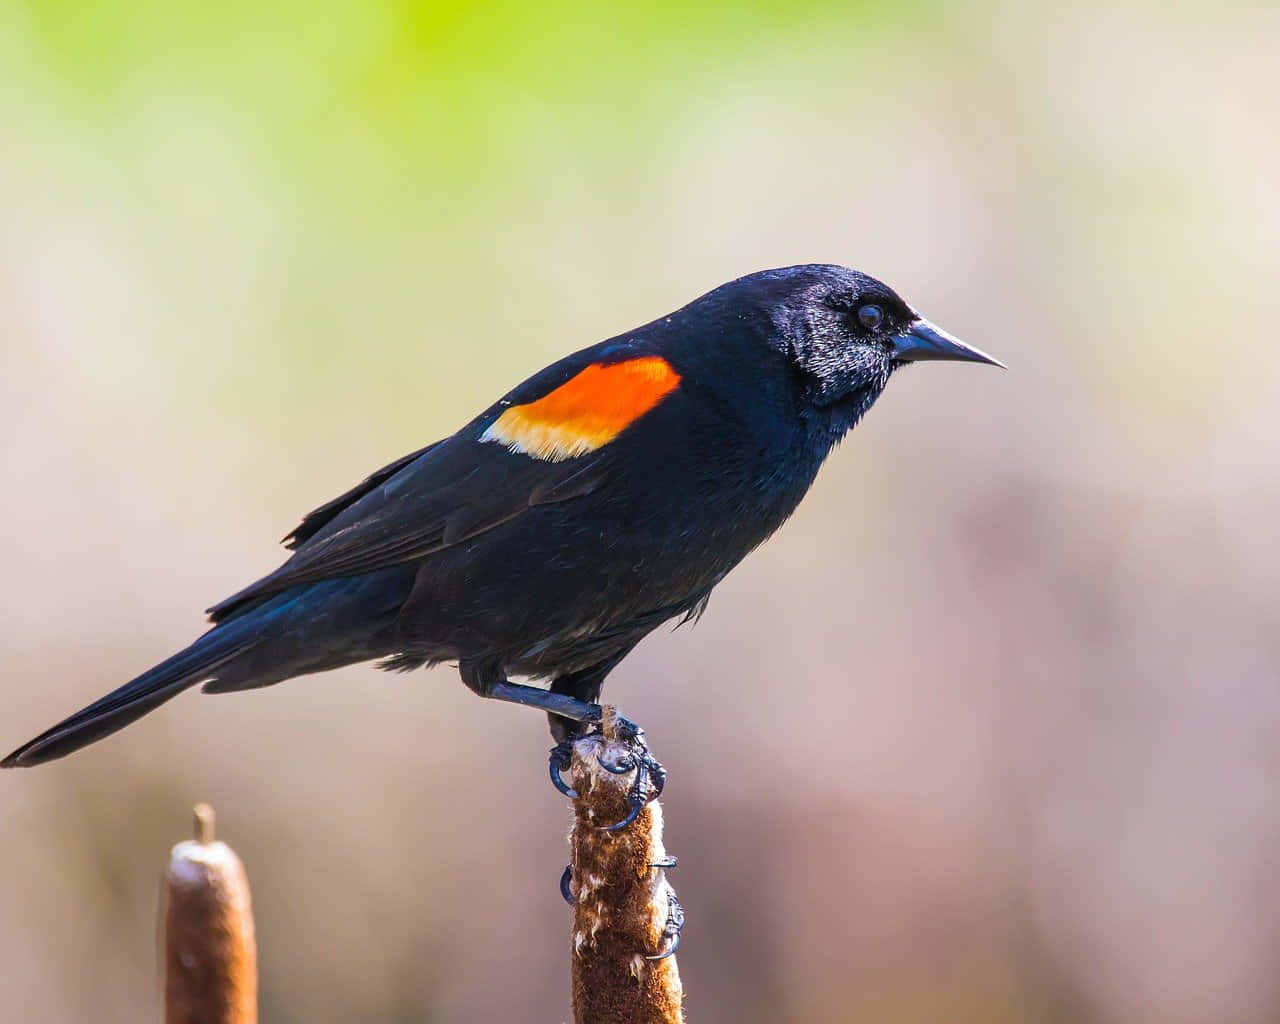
xmin=481 ymin=356 xmax=681 ymax=462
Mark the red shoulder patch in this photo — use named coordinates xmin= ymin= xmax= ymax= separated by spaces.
xmin=481 ymin=356 xmax=681 ymax=462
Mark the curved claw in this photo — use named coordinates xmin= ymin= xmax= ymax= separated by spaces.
xmin=602 ymin=798 xmax=646 ymax=833
xmin=601 ymin=751 xmax=667 ymax=831
xmin=647 ymin=930 xmax=681 ymax=962
xmin=646 ymin=892 xmax=685 ymax=961
xmin=549 ymin=744 xmax=578 ymax=800
xmin=601 ymin=754 xmax=637 ymax=776
xmin=560 ymin=865 xmax=573 ymax=906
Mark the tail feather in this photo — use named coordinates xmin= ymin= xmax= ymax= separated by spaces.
xmin=3 ymin=568 xmax=417 ymax=769
xmin=1 ymin=631 xmax=257 ymax=769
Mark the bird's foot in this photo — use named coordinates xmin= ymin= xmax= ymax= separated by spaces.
xmin=647 ymin=890 xmax=685 ymax=962
xmin=596 ymin=720 xmax=665 ymax=832
xmin=548 ymin=712 xmax=666 ymax=832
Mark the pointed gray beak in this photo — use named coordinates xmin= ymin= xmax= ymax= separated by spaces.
xmin=891 ymin=318 xmax=1005 ymax=368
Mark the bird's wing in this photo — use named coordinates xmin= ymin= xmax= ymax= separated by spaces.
xmin=207 ymin=346 xmax=683 ymax=623
xmin=281 ymin=440 xmax=444 ymax=549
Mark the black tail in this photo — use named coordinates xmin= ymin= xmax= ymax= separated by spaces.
xmin=1 ymin=626 xmax=258 ymax=768
xmin=2 ymin=568 xmax=417 ymax=769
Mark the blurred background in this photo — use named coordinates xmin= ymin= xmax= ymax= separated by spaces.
xmin=2 ymin=0 xmax=1278 ymax=1020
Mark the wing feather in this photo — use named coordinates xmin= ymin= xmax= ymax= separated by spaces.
xmin=207 ymin=437 xmax=608 ymax=623
xmin=282 ymin=440 xmax=442 ymax=549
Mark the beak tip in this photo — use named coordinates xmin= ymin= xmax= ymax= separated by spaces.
xmin=895 ymin=318 xmax=1005 ymax=370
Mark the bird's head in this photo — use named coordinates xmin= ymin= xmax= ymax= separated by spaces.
xmin=713 ymin=264 xmax=1003 ymax=417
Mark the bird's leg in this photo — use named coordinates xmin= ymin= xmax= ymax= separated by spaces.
xmin=485 ymin=679 xmax=603 ymax=723
xmin=547 ymin=657 xmax=628 ymax=744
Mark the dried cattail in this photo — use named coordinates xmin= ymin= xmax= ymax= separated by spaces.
xmin=567 ymin=709 xmax=684 ymax=1024
xmin=162 ymin=803 xmax=258 ymax=1024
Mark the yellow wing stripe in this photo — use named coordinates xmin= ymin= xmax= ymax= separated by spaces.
xmin=481 ymin=356 xmax=681 ymax=462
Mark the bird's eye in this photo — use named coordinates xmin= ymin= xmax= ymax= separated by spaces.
xmin=857 ymin=304 xmax=885 ymax=331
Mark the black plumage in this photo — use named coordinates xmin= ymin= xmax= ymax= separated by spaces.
xmin=3 ymin=264 xmax=1000 ymax=768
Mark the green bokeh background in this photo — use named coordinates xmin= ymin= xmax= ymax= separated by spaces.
xmin=2 ymin=2 xmax=1277 ymax=1021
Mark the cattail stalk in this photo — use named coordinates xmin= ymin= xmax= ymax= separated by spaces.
xmin=162 ymin=803 xmax=258 ymax=1024
xmin=567 ymin=709 xmax=684 ymax=1023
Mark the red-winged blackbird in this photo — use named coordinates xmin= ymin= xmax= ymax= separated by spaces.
xmin=3 ymin=265 xmax=1000 ymax=771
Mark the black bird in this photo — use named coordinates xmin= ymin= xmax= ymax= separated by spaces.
xmin=2 ymin=265 xmax=1000 ymax=777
